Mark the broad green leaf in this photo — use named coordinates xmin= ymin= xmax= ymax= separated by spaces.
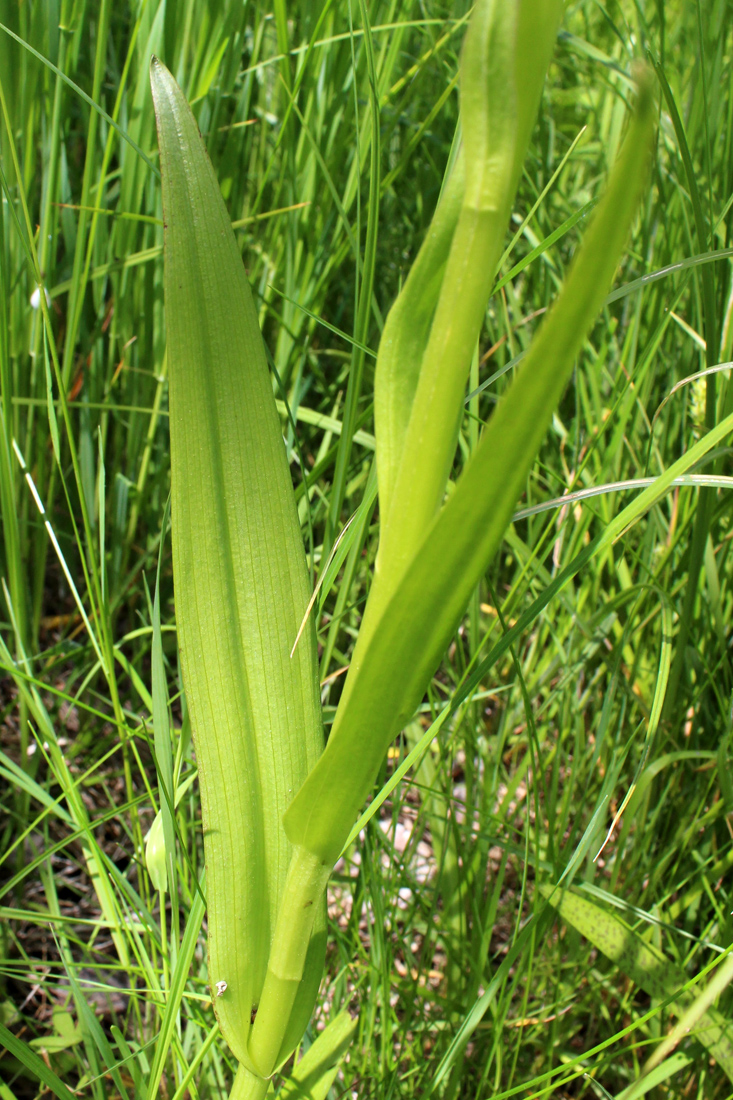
xmin=615 ymin=1053 xmax=693 ymax=1100
xmin=29 ymin=1008 xmax=82 ymax=1054
xmin=373 ymin=0 xmax=564 ymax=602
xmin=285 ymin=70 xmax=655 ymax=864
xmin=150 ymin=59 xmax=324 ymax=1069
xmin=643 ymin=951 xmax=733 ymax=1080
xmin=542 ymin=884 xmax=733 ymax=1082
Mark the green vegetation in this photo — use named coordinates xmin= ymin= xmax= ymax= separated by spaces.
xmin=1 ymin=2 xmax=733 ymax=1099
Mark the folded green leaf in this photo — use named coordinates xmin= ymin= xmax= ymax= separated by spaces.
xmin=373 ymin=149 xmax=464 ymax=529
xmin=285 ymin=68 xmax=655 ymax=865
xmin=150 ymin=58 xmax=324 ymax=1071
xmin=373 ymin=0 xmax=564 ymax=605
xmin=266 ymin=1010 xmax=356 ymax=1100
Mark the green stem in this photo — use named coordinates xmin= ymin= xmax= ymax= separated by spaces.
xmin=230 ymin=1062 xmax=270 ymax=1100
xmin=248 ymin=847 xmax=331 ymax=1078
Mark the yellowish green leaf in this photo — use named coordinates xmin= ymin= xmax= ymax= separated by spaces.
xmin=150 ymin=58 xmax=324 ymax=1071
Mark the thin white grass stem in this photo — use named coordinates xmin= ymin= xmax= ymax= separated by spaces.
xmin=11 ymin=440 xmax=106 ymax=671
xmin=512 ymin=474 xmax=733 ymax=521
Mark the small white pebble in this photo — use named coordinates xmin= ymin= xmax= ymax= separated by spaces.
xmin=216 ymin=980 xmax=228 ymax=997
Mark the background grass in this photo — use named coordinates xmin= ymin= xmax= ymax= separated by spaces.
xmin=1 ymin=1 xmax=733 ymax=1098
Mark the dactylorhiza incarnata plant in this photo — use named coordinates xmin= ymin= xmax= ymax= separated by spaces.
xmin=150 ymin=0 xmax=655 ymax=1095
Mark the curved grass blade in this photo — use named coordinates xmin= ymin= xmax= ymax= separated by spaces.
xmin=0 ymin=1021 xmax=77 ymax=1100
xmin=150 ymin=59 xmax=324 ymax=1072
xmin=0 ymin=20 xmax=159 ymax=178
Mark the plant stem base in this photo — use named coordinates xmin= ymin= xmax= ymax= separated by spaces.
xmin=230 ymin=1062 xmax=270 ymax=1100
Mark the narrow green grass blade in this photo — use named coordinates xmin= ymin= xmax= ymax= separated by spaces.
xmin=542 ymin=885 xmax=733 ymax=1082
xmin=150 ymin=59 xmax=324 ymax=1068
xmin=145 ymin=872 xmax=206 ymax=1100
xmin=0 ymin=631 xmax=130 ymax=967
xmin=59 ymin=945 xmax=131 ymax=1100
xmin=0 ymin=749 xmax=72 ymax=826
xmin=110 ymin=1027 xmax=146 ymax=1096
xmin=285 ymin=72 xmax=655 ymax=864
xmin=615 ymin=1053 xmax=693 ymax=1100
xmin=0 ymin=19 xmax=159 ymax=177
xmin=651 ymin=51 xmax=720 ymax=718
xmin=325 ymin=0 xmax=381 ymax=554
xmin=151 ymin=500 xmax=178 ymax=929
xmin=0 ymin=1022 xmax=77 ymax=1100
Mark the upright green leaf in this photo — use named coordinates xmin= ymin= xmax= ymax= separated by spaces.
xmin=373 ymin=149 xmax=464 ymax=527
xmin=373 ymin=0 xmax=564 ymax=601
xmin=150 ymin=59 xmax=324 ymax=1071
xmin=285 ymin=70 xmax=655 ymax=865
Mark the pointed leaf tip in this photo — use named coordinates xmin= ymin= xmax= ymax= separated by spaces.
xmin=151 ymin=62 xmax=325 ymax=1067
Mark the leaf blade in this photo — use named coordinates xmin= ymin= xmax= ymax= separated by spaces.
xmin=0 ymin=1022 xmax=77 ymax=1100
xmin=285 ymin=70 xmax=656 ymax=863
xmin=150 ymin=58 xmax=324 ymax=1065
